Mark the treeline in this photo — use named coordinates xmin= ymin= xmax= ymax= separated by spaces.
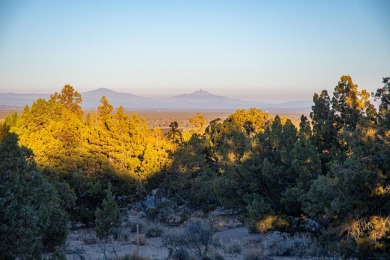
xmin=162 ymin=76 xmax=390 ymax=258
xmin=0 ymin=76 xmax=389 ymax=258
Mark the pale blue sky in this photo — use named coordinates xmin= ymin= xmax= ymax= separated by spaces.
xmin=0 ymin=0 xmax=389 ymax=102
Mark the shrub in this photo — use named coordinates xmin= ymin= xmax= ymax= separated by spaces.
xmin=262 ymin=231 xmax=321 ymax=257
xmin=340 ymin=216 xmax=390 ymax=258
xmin=207 ymin=249 xmax=225 ymax=260
xmin=111 ymin=227 xmax=131 ymax=242
xmin=0 ymin=133 xmax=68 ymax=258
xmin=163 ymin=221 xmax=215 ymax=258
xmin=95 ymin=183 xmax=121 ymax=239
xmin=256 ymin=215 xmax=289 ymax=233
xmin=145 ymin=223 xmax=165 ymax=238
xmin=83 ymin=234 xmax=98 ymax=245
xmin=171 ymin=247 xmax=190 ymax=260
xmin=225 ymin=240 xmax=242 ymax=254
xmin=186 ymin=221 xmax=214 ymax=257
xmin=125 ymin=219 xmax=146 ymax=233
xmin=243 ymin=248 xmax=264 ymax=260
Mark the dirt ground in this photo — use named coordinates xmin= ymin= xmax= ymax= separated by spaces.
xmin=64 ymin=226 xmax=264 ymax=260
xmin=63 ymin=211 xmax=328 ymax=260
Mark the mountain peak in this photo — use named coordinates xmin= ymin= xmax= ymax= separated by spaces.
xmin=194 ymin=89 xmax=209 ymax=94
xmin=190 ymin=89 xmax=213 ymax=96
xmin=91 ymin=88 xmax=114 ymax=93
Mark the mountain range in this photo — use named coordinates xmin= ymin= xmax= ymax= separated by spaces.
xmin=0 ymin=88 xmax=312 ymax=110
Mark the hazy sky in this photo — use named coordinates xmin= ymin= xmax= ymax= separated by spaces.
xmin=0 ymin=0 xmax=389 ymax=102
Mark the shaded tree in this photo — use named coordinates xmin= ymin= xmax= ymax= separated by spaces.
xmin=0 ymin=133 xmax=67 ymax=258
xmin=310 ymin=90 xmax=338 ymax=174
xmin=95 ymin=183 xmax=121 ymax=239
xmin=373 ymin=77 xmax=390 ymax=127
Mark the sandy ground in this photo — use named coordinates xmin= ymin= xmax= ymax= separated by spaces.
xmin=65 ymin=228 xmax=168 ymax=259
xmin=63 ymin=212 xmax=330 ymax=260
xmin=64 ymin=226 xmax=267 ymax=259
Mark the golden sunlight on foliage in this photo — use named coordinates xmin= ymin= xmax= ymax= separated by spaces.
xmin=189 ymin=112 xmax=206 ymax=134
xmin=11 ymin=86 xmax=172 ymax=181
xmin=256 ymin=215 xmax=289 ymax=234
xmin=346 ymin=216 xmax=390 ymax=251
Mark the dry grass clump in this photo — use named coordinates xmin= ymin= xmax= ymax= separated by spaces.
xmin=262 ymin=231 xmax=322 ymax=257
xmin=243 ymin=248 xmax=265 ymax=260
xmin=224 ymin=240 xmax=242 ymax=254
xmin=145 ymin=223 xmax=165 ymax=238
xmin=111 ymin=227 xmax=132 ymax=242
xmin=82 ymin=234 xmax=98 ymax=245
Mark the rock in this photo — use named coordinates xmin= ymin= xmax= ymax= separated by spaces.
xmin=167 ymin=213 xmax=182 ymax=226
xmin=293 ymin=217 xmax=322 ymax=233
xmin=143 ymin=195 xmax=156 ymax=209
xmin=301 ymin=218 xmax=322 ymax=232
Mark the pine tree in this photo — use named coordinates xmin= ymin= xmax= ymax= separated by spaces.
xmin=310 ymin=90 xmax=339 ymax=174
xmin=50 ymin=84 xmax=83 ymax=119
xmin=332 ymin=75 xmax=372 ymax=130
xmin=373 ymin=77 xmax=390 ymax=127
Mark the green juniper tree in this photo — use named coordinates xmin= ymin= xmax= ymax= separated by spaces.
xmin=0 ymin=133 xmax=67 ymax=258
xmin=95 ymin=183 xmax=121 ymax=239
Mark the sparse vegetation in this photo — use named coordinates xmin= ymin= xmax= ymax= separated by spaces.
xmin=145 ymin=223 xmax=165 ymax=238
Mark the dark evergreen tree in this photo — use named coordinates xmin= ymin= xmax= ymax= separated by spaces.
xmin=95 ymin=183 xmax=121 ymax=239
xmin=0 ymin=133 xmax=67 ymax=258
xmin=310 ymin=90 xmax=339 ymax=174
xmin=373 ymin=77 xmax=390 ymax=127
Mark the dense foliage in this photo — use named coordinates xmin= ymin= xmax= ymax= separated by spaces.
xmin=159 ymin=76 xmax=390 ymax=257
xmin=0 ymin=133 xmax=68 ymax=258
xmin=0 ymin=76 xmax=389 ymax=258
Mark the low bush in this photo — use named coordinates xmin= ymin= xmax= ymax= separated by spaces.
xmin=125 ymin=219 xmax=146 ymax=233
xmin=171 ymin=247 xmax=190 ymax=260
xmin=145 ymin=223 xmax=165 ymax=238
xmin=83 ymin=234 xmax=98 ymax=245
xmin=225 ymin=240 xmax=242 ymax=254
xmin=163 ymin=221 xmax=215 ymax=258
xmin=243 ymin=248 xmax=264 ymax=260
xmin=262 ymin=231 xmax=322 ymax=257
xmin=256 ymin=215 xmax=289 ymax=234
xmin=111 ymin=227 xmax=131 ymax=242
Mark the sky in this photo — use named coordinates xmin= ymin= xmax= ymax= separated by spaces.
xmin=0 ymin=0 xmax=389 ymax=102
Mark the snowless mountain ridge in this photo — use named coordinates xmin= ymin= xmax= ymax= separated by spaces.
xmin=0 ymin=88 xmax=312 ymax=109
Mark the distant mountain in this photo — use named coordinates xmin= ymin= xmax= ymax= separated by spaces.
xmin=0 ymin=88 xmax=312 ymax=110
xmin=81 ymin=88 xmax=155 ymax=109
xmin=165 ymin=90 xmax=312 ymax=110
xmin=262 ymin=100 xmax=313 ymax=109
xmin=165 ymin=89 xmax=257 ymax=109
xmin=0 ymin=93 xmax=50 ymax=107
